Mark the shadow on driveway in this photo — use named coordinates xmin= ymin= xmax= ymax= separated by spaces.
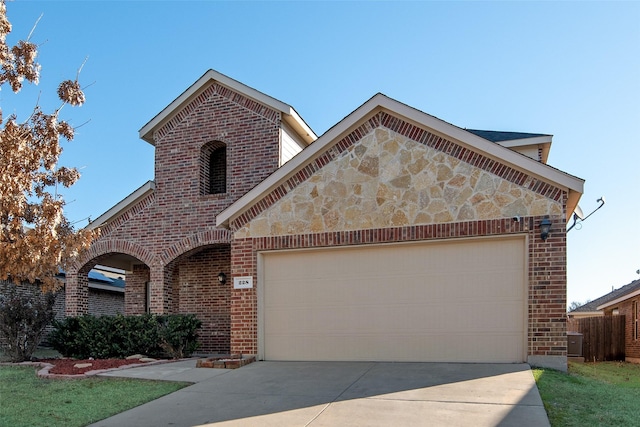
xmin=92 ymin=361 xmax=550 ymax=427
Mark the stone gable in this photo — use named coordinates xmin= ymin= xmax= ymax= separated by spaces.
xmin=237 ymin=126 xmax=562 ymax=238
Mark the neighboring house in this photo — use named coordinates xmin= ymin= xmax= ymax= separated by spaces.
xmin=566 ymin=281 xmax=640 ymax=320
xmin=55 ymin=267 xmax=125 ymax=319
xmin=63 ymin=69 xmax=584 ymax=370
xmin=591 ymin=279 xmax=640 ymax=363
xmin=1 ymin=268 xmax=124 ymax=347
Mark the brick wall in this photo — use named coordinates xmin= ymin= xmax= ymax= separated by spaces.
xmin=618 ymin=299 xmax=640 ymax=360
xmin=68 ymin=81 xmax=283 ymax=353
xmin=0 ymin=280 xmax=124 ymax=347
xmin=230 ymin=215 xmax=568 ymax=359
xmin=177 ymin=246 xmax=230 ymax=353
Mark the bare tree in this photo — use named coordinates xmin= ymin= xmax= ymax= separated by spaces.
xmin=0 ymin=0 xmax=94 ymax=291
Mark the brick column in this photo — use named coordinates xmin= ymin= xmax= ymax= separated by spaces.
xmin=148 ymin=264 xmax=173 ymax=314
xmin=64 ymin=266 xmax=89 ymax=316
xmin=230 ymin=238 xmax=257 ymax=355
xmin=125 ymin=264 xmax=150 ymax=315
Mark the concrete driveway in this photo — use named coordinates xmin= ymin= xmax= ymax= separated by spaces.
xmin=91 ymin=360 xmax=550 ymax=427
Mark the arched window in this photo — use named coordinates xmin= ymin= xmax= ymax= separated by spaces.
xmin=200 ymin=141 xmax=226 ymax=195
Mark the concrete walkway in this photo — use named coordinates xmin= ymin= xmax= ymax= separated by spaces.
xmin=91 ymin=360 xmax=550 ymax=427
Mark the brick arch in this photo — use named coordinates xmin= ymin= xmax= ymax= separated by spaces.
xmin=160 ymin=228 xmax=233 ymax=266
xmin=74 ymin=238 xmax=157 ymax=271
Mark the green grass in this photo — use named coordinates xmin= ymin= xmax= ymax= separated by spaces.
xmin=534 ymin=362 xmax=640 ymax=427
xmin=0 ymin=366 xmax=189 ymax=427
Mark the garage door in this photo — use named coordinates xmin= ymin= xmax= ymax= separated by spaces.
xmin=261 ymin=236 xmax=526 ymax=363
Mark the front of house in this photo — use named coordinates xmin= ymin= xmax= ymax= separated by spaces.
xmin=64 ymin=69 xmax=583 ymax=370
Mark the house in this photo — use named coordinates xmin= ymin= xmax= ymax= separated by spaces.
xmin=592 ymin=279 xmax=640 ymax=363
xmin=63 ymin=69 xmax=584 ymax=370
xmin=567 ymin=281 xmax=640 ymax=320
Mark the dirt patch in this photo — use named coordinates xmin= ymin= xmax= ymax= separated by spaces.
xmin=37 ymin=358 xmax=145 ymax=375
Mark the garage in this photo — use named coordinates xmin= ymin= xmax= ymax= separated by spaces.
xmin=260 ymin=236 xmax=526 ymax=363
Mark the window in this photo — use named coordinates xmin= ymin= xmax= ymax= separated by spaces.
xmin=200 ymin=141 xmax=227 ymax=195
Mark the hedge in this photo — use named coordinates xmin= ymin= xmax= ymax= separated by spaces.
xmin=49 ymin=313 xmax=201 ymax=359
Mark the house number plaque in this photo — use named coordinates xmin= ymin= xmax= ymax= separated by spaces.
xmin=234 ymin=276 xmax=253 ymax=289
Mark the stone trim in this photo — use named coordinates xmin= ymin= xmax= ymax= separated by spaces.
xmin=231 ymin=112 xmax=564 ymax=231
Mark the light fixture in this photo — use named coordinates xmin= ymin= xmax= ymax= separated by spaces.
xmin=217 ymin=272 xmax=227 ymax=284
xmin=540 ymin=217 xmax=552 ymax=241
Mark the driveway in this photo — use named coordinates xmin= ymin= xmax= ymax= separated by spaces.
xmin=91 ymin=361 xmax=550 ymax=427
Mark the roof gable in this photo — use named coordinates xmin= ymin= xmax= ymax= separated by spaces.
xmin=217 ymin=94 xmax=584 ymax=229
xmin=139 ymin=69 xmax=316 ymax=146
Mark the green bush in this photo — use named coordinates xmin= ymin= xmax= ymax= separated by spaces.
xmin=49 ymin=313 xmax=201 ymax=359
xmin=157 ymin=314 xmax=202 ymax=359
xmin=0 ymin=285 xmax=57 ymax=362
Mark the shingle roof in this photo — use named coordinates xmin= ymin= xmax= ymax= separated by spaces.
xmin=465 ymin=129 xmax=551 ymax=143
xmin=570 ymin=279 xmax=640 ymax=312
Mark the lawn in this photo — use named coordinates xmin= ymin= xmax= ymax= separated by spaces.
xmin=534 ymin=361 xmax=640 ymax=427
xmin=0 ymin=365 xmax=189 ymax=427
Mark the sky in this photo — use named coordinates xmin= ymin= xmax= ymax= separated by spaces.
xmin=3 ymin=0 xmax=639 ymax=306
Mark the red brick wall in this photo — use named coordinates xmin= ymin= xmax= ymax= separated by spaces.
xmin=230 ymin=215 xmax=568 ymax=359
xmin=125 ymin=265 xmax=149 ymax=315
xmin=618 ymin=299 xmax=640 ymax=359
xmin=69 ymin=81 xmax=283 ymax=353
xmin=177 ymin=246 xmax=230 ymax=353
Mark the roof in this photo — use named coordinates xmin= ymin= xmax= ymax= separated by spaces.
xmin=596 ymin=279 xmax=640 ymax=310
xmin=86 ymin=181 xmax=155 ymax=230
xmin=139 ymin=69 xmax=317 ymax=146
xmin=465 ymin=129 xmax=551 ymax=143
xmin=217 ymin=93 xmax=584 ymax=228
xmin=570 ymin=279 xmax=640 ymax=313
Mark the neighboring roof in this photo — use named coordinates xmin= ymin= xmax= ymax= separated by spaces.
xmin=57 ymin=270 xmax=125 ymax=292
xmin=217 ymin=93 xmax=584 ymax=228
xmin=465 ymin=129 xmax=551 ymax=143
xmin=139 ymin=69 xmax=317 ymax=146
xmin=86 ymin=181 xmax=155 ymax=230
xmin=570 ymin=279 xmax=640 ymax=313
xmin=597 ymin=279 xmax=640 ymax=310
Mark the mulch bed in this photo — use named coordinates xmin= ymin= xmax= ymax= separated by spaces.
xmin=36 ymin=358 xmax=144 ymax=375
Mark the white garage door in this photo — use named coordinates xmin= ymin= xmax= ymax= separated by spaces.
xmin=261 ymin=236 xmax=526 ymax=363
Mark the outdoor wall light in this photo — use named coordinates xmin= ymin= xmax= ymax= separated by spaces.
xmin=540 ymin=217 xmax=552 ymax=241
xmin=217 ymin=272 xmax=227 ymax=284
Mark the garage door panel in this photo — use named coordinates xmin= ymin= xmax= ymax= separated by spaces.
xmin=262 ymin=237 xmax=526 ymax=363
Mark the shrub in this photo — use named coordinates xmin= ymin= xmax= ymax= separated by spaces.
xmin=0 ymin=284 xmax=56 ymax=362
xmin=49 ymin=313 xmax=201 ymax=359
xmin=157 ymin=314 xmax=202 ymax=359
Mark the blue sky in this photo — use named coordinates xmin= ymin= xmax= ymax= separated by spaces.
xmin=4 ymin=1 xmax=639 ymax=305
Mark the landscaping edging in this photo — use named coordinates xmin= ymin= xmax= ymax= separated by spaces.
xmin=196 ymin=354 xmax=255 ymax=369
xmin=0 ymin=358 xmax=188 ymax=379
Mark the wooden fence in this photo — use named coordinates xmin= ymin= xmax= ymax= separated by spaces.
xmin=568 ymin=316 xmax=625 ymax=362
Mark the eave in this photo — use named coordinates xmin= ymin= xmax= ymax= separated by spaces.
xmin=598 ymin=289 xmax=640 ymax=310
xmin=86 ymin=181 xmax=155 ymax=230
xmin=139 ymin=69 xmax=317 ymax=146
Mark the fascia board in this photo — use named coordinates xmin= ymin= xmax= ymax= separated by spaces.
xmin=88 ymin=282 xmax=125 ymax=293
xmin=139 ymin=69 xmax=315 ymax=145
xmin=86 ymin=181 xmax=155 ymax=230
xmin=597 ymin=289 xmax=640 ymax=310
xmin=567 ymin=311 xmax=602 ymax=317
xmin=217 ymin=94 xmax=584 ymax=227
xmin=497 ymin=136 xmax=552 ymax=148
